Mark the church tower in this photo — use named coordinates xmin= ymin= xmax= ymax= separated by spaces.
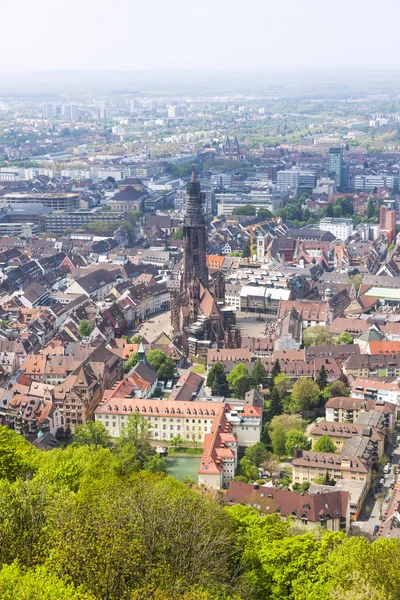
xmin=256 ymin=231 xmax=265 ymax=263
xmin=182 ymin=167 xmax=208 ymax=288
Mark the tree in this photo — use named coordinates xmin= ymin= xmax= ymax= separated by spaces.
xmin=314 ymin=434 xmax=337 ymax=453
xmin=269 ymin=387 xmax=283 ymax=418
xmin=271 ymin=425 xmax=286 ymax=458
xmin=329 ymin=379 xmax=350 ymax=398
xmin=232 ymin=204 xmax=256 ymax=216
xmin=74 ymin=421 xmax=111 ymax=448
xmin=302 ymin=325 xmax=333 ymax=347
xmin=117 ymin=414 xmax=154 ymax=467
xmin=285 ymin=430 xmax=309 ymax=456
xmin=144 ymin=456 xmax=168 ymax=474
xmin=367 ymin=196 xmax=375 ymax=219
xmin=241 ymin=244 xmax=251 ymax=258
xmin=169 ymin=435 xmax=184 ymax=448
xmin=259 ymin=208 xmax=273 ymax=219
xmin=0 ymin=562 xmax=94 ymax=600
xmin=147 ymin=350 xmax=175 ymax=380
xmin=273 ymin=373 xmax=291 ymax=398
xmin=252 ymin=359 xmax=267 ymax=387
xmin=244 ymin=442 xmax=268 ymax=467
xmin=315 ymin=364 xmax=328 ymax=390
xmin=131 ymin=334 xmax=143 ymax=343
xmin=388 ymin=243 xmax=396 ymax=254
xmin=290 ymin=378 xmax=320 ymax=416
xmin=173 ymin=226 xmax=184 ymax=240
xmin=336 ymin=331 xmax=353 ymax=345
xmin=271 ymin=359 xmax=281 ymax=382
xmin=206 ymin=362 xmax=229 ymax=396
xmin=78 ymin=319 xmax=93 ymax=337
xmin=261 ymin=453 xmax=280 ymax=477
xmin=124 ymin=352 xmax=138 ymax=373
xmin=227 ymin=363 xmax=252 ymax=399
xmin=350 ymin=274 xmax=363 ymax=293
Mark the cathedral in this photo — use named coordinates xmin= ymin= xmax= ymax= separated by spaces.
xmin=171 ymin=168 xmax=240 ymax=358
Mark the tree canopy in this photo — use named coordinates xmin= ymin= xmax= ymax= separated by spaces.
xmin=302 ymin=326 xmax=333 ymax=347
xmin=313 ymin=435 xmax=337 ymax=453
xmin=146 ymin=350 xmax=175 ymax=380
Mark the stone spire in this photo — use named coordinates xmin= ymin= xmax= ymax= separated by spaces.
xmin=184 ymin=165 xmax=204 ymax=227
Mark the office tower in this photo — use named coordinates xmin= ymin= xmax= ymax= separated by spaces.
xmin=328 ymin=147 xmax=344 ymax=188
xmin=70 ymin=105 xmax=79 ymax=120
xmin=97 ymin=108 xmax=107 ymax=119
xmin=42 ymin=103 xmax=53 ymax=119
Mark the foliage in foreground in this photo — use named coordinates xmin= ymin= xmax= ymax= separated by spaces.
xmin=0 ymin=425 xmax=399 ymax=599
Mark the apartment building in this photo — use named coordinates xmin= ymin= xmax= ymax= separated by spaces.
xmin=344 ymin=353 xmax=400 ymax=379
xmin=319 ymin=217 xmax=353 ymax=241
xmin=351 ymin=377 xmax=400 ymax=407
xmin=310 ymin=421 xmax=385 ymax=459
xmin=226 ymin=482 xmax=350 ymax=532
xmin=292 ymin=448 xmax=371 ymax=485
xmin=325 ymin=396 xmax=395 ymax=428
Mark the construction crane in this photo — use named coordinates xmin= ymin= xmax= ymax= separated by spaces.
xmin=242 ymin=218 xmax=280 ymax=258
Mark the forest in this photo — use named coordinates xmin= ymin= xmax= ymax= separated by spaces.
xmin=0 ymin=423 xmax=399 ymax=599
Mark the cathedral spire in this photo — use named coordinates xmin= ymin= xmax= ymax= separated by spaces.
xmin=190 ymin=164 xmax=196 ymax=183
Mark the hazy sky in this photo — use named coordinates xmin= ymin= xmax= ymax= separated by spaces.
xmin=2 ymin=0 xmax=400 ymax=72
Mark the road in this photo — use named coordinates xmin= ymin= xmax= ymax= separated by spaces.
xmin=356 ymin=438 xmax=399 ymax=535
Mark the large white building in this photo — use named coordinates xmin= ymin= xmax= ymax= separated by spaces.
xmin=95 ymin=397 xmax=262 ymax=489
xmin=319 ymin=217 xmax=353 ymax=241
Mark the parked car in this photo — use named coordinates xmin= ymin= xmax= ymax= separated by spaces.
xmin=376 ymin=485 xmax=382 ymax=494
xmin=384 ymin=465 xmax=391 ymax=474
xmin=386 ymin=494 xmax=391 ymax=502
xmin=390 ymin=480 xmax=396 ymax=489
xmin=373 ymin=525 xmax=380 ymax=535
xmin=380 ymin=477 xmax=386 ymax=485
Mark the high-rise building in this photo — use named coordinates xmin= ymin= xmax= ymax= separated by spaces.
xmin=319 ymin=217 xmax=353 ymax=240
xmin=379 ymin=205 xmax=397 ymax=244
xmin=42 ymin=103 xmax=53 ymax=119
xmin=328 ymin=147 xmax=345 ymax=188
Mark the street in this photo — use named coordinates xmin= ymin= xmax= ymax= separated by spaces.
xmin=356 ymin=437 xmax=399 ymax=535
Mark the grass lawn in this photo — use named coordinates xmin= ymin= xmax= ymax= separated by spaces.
xmin=192 ymin=364 xmax=206 ymax=375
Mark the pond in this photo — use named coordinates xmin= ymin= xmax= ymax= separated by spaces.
xmin=165 ymin=456 xmax=202 ymax=482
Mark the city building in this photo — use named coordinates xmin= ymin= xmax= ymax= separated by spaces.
xmin=328 ymin=147 xmax=347 ymax=188
xmin=319 ymin=217 xmax=353 ymax=241
xmin=379 ymin=205 xmax=397 ymax=244
xmin=45 ymin=208 xmax=125 ymax=234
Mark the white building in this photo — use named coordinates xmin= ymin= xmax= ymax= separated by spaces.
xmin=319 ymin=217 xmax=353 ymax=241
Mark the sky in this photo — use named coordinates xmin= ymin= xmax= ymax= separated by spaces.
xmin=1 ymin=0 xmax=400 ymax=72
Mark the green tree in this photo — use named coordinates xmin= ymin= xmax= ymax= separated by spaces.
xmin=144 ymin=455 xmax=168 ymax=474
xmin=285 ymin=430 xmax=309 ymax=456
xmin=117 ymin=414 xmax=154 ymax=467
xmin=251 ymin=359 xmax=267 ymax=387
xmin=0 ymin=562 xmax=95 ymax=600
xmin=124 ymin=352 xmax=138 ymax=373
xmin=350 ymin=273 xmax=363 ymax=293
xmin=336 ymin=331 xmax=353 ymax=345
xmin=244 ymin=442 xmax=268 ymax=467
xmin=271 ymin=359 xmax=281 ymax=382
xmin=271 ymin=425 xmax=286 ymax=458
xmin=329 ymin=379 xmax=350 ymax=398
xmin=78 ymin=319 xmax=93 ymax=337
xmin=173 ymin=226 xmax=184 ymax=240
xmin=232 ymin=204 xmax=256 ymax=216
xmin=206 ymin=362 xmax=229 ymax=396
xmin=291 ymin=378 xmax=320 ymax=416
xmin=388 ymin=243 xmax=396 ymax=254
xmin=241 ymin=244 xmax=251 ymax=258
xmin=315 ymin=364 xmax=328 ymax=390
xmin=169 ymin=435 xmax=185 ymax=447
xmin=73 ymin=421 xmax=111 ymax=448
xmin=147 ymin=350 xmax=175 ymax=380
xmin=302 ymin=325 xmax=333 ymax=347
xmin=259 ymin=208 xmax=273 ymax=219
xmin=313 ymin=434 xmax=337 ymax=453
xmin=269 ymin=387 xmax=283 ymax=418
xmin=273 ymin=373 xmax=291 ymax=398
xmin=227 ymin=363 xmax=252 ymax=399
xmin=131 ymin=334 xmax=143 ymax=343
xmin=367 ymin=196 xmax=375 ymax=219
